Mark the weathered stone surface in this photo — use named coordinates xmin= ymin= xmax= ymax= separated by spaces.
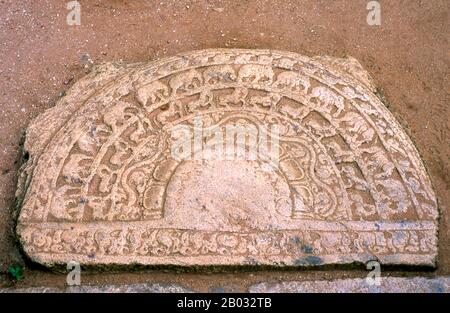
xmin=2 ymin=276 xmax=448 ymax=293
xmin=16 ymin=49 xmax=438 ymax=268
xmin=1 ymin=283 xmax=192 ymax=293
xmin=249 ymin=276 xmax=450 ymax=293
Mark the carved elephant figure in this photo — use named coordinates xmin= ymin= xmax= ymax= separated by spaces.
xmin=309 ymin=86 xmax=345 ymax=117
xmin=169 ymin=69 xmax=203 ymax=94
xmin=274 ymin=71 xmax=310 ymax=94
xmin=136 ymin=81 xmax=170 ymax=106
xmin=304 ymin=118 xmax=337 ymax=140
xmin=248 ymin=93 xmax=281 ymax=109
xmin=203 ymin=65 xmax=237 ymax=85
xmin=339 ymin=112 xmax=375 ymax=148
xmin=238 ymin=64 xmax=274 ymax=84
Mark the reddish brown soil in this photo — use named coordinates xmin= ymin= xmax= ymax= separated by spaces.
xmin=0 ymin=0 xmax=448 ymax=290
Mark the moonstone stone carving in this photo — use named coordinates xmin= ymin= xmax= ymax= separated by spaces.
xmin=16 ymin=49 xmax=438 ymax=268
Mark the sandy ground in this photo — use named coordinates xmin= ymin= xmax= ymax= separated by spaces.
xmin=0 ymin=0 xmax=448 ymax=290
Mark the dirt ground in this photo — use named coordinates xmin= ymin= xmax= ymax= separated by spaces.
xmin=0 ymin=0 xmax=448 ymax=291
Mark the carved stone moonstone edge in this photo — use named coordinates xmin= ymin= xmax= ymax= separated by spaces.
xmin=15 ymin=49 xmax=438 ymax=268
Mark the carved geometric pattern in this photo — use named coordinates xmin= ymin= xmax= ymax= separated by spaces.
xmin=16 ymin=49 xmax=438 ymax=267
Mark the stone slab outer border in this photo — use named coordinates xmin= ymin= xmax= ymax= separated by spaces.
xmin=1 ymin=276 xmax=448 ymax=293
xmin=16 ymin=49 xmax=439 ymax=269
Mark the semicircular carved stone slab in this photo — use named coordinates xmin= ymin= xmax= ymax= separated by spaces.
xmin=16 ymin=49 xmax=438 ymax=268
